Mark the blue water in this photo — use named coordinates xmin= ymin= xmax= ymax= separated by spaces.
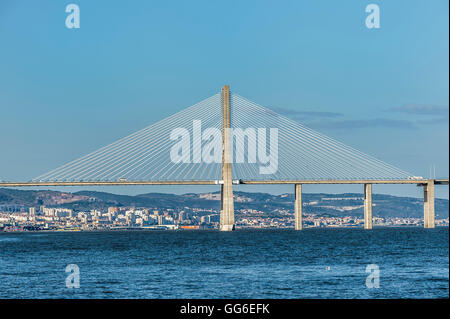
xmin=0 ymin=228 xmax=448 ymax=298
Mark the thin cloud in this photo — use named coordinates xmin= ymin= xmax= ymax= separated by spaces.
xmin=390 ymin=104 xmax=449 ymax=116
xmin=272 ymin=107 xmax=343 ymax=121
xmin=416 ymin=116 xmax=449 ymax=125
xmin=273 ymin=104 xmax=447 ymax=131
xmin=308 ymin=118 xmax=417 ymax=130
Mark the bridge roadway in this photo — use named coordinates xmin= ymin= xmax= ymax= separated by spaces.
xmin=0 ymin=179 xmax=448 ymax=187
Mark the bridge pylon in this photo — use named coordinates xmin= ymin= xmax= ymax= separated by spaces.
xmin=423 ymin=180 xmax=435 ymax=228
xmin=220 ymin=85 xmax=235 ymax=231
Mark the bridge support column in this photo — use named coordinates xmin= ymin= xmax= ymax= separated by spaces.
xmin=220 ymin=85 xmax=235 ymax=231
xmin=364 ymin=184 xmax=373 ymax=229
xmin=294 ymin=184 xmax=302 ymax=230
xmin=423 ymin=180 xmax=435 ymax=229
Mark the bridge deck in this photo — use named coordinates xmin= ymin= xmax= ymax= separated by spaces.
xmin=0 ymin=179 xmax=447 ymax=187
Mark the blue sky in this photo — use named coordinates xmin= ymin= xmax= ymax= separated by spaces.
xmin=0 ymin=0 xmax=448 ymax=199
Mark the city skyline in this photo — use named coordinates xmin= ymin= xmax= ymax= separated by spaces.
xmin=2 ymin=188 xmax=448 ymax=232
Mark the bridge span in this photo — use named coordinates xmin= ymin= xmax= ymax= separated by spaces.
xmin=0 ymin=86 xmax=448 ymax=230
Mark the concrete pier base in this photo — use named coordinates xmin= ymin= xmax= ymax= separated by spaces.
xmin=424 ymin=180 xmax=435 ymax=229
xmin=294 ymin=184 xmax=302 ymax=230
xmin=364 ymin=183 xmax=373 ymax=229
xmin=219 ymin=223 xmax=235 ymax=231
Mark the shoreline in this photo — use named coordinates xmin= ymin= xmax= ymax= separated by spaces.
xmin=1 ymin=225 xmax=448 ymax=234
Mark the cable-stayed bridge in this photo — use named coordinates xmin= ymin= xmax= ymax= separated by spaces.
xmin=0 ymin=86 xmax=448 ymax=230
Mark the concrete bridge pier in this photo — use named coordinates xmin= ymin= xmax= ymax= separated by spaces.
xmin=294 ymin=184 xmax=302 ymax=230
xmin=364 ymin=183 xmax=373 ymax=229
xmin=423 ymin=180 xmax=435 ymax=229
xmin=219 ymin=85 xmax=235 ymax=231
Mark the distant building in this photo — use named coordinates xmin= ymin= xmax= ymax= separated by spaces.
xmin=28 ymin=207 xmax=36 ymax=221
xmin=108 ymin=207 xmax=118 ymax=214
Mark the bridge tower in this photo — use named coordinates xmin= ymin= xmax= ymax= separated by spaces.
xmin=220 ymin=85 xmax=235 ymax=231
xmin=294 ymin=184 xmax=303 ymax=230
xmin=423 ymin=180 xmax=435 ymax=228
xmin=364 ymin=183 xmax=373 ymax=229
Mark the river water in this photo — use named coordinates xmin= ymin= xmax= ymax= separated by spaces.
xmin=0 ymin=227 xmax=448 ymax=298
